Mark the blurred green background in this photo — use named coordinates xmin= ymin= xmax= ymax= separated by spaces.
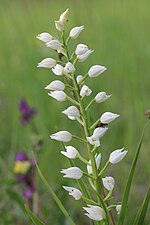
xmin=0 ymin=0 xmax=150 ymax=224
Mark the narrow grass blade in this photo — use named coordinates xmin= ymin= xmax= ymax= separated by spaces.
xmin=25 ymin=204 xmax=45 ymax=225
xmin=132 ymin=187 xmax=150 ymax=225
xmin=117 ymin=122 xmax=148 ymax=225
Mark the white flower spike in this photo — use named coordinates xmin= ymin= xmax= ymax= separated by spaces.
xmin=52 ymin=64 xmax=64 ymax=76
xmin=46 ymin=40 xmax=62 ymax=51
xmin=88 ymin=65 xmax=107 ymax=77
xmin=50 ymin=131 xmax=72 ymax=142
xmin=95 ymin=92 xmax=111 ymax=103
xmin=36 ymin=32 xmax=53 ymax=43
xmin=109 ymin=148 xmax=128 ymax=164
xmin=83 ymin=205 xmax=105 ymax=221
xmin=87 ymin=153 xmax=101 ymax=174
xmin=80 ymin=85 xmax=92 ymax=97
xmin=37 ymin=58 xmax=56 ymax=68
xmin=61 ymin=146 xmax=78 ymax=159
xmin=45 ymin=80 xmax=65 ymax=91
xmin=63 ymin=186 xmax=82 ymax=200
xmin=78 ymin=49 xmax=93 ymax=62
xmin=48 ymin=91 xmax=67 ymax=102
xmin=69 ymin=25 xmax=84 ymax=39
xmin=100 ymin=112 xmax=120 ymax=124
xmin=116 ymin=205 xmax=122 ymax=215
xmin=75 ymin=44 xmax=88 ymax=55
xmin=61 ymin=167 xmax=83 ymax=179
xmin=102 ymin=176 xmax=115 ymax=191
xmin=64 ymin=62 xmax=75 ymax=74
xmin=62 ymin=106 xmax=80 ymax=120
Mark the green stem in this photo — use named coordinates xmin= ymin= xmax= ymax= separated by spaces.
xmin=99 ymin=161 xmax=110 ymax=176
xmin=66 ymin=96 xmax=80 ymax=106
xmin=86 ymin=98 xmax=95 ymax=111
xmin=83 ymin=172 xmax=96 ymax=180
xmin=72 ymin=135 xmax=87 ymax=143
xmin=78 ymin=73 xmax=88 ymax=85
xmin=89 ymin=118 xmax=100 ymax=130
xmin=77 ymin=153 xmax=91 ymax=165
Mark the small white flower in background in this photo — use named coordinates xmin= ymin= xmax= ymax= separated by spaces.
xmin=59 ymin=8 xmax=69 ymax=23
xmin=83 ymin=205 xmax=105 ymax=221
xmin=63 ymin=186 xmax=82 ymax=200
xmin=46 ymin=39 xmax=62 ymax=51
xmin=37 ymin=58 xmax=56 ymax=68
xmin=102 ymin=176 xmax=115 ymax=191
xmin=80 ymin=85 xmax=92 ymax=97
xmin=61 ymin=146 xmax=79 ymax=159
xmin=109 ymin=148 xmax=128 ymax=164
xmin=64 ymin=62 xmax=75 ymax=74
xmin=48 ymin=91 xmax=67 ymax=102
xmin=87 ymin=153 xmax=101 ymax=174
xmin=69 ymin=25 xmax=84 ymax=39
xmin=116 ymin=205 xmax=122 ymax=215
xmin=95 ymin=92 xmax=111 ymax=103
xmin=55 ymin=20 xmax=64 ymax=32
xmin=62 ymin=106 xmax=80 ymax=120
xmin=75 ymin=44 xmax=88 ymax=55
xmin=50 ymin=131 xmax=72 ymax=142
xmin=78 ymin=49 xmax=93 ymax=62
xmin=88 ymin=65 xmax=107 ymax=77
xmin=36 ymin=32 xmax=53 ymax=43
xmin=76 ymin=75 xmax=84 ymax=84
xmin=52 ymin=64 xmax=64 ymax=76
xmin=100 ymin=112 xmax=120 ymax=124
xmin=45 ymin=80 xmax=65 ymax=91
xmin=61 ymin=167 xmax=83 ymax=179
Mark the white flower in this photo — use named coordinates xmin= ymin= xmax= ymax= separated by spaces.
xmin=102 ymin=176 xmax=115 ymax=191
xmin=61 ymin=146 xmax=79 ymax=159
xmin=52 ymin=64 xmax=64 ymax=76
xmin=75 ymin=44 xmax=88 ymax=55
xmin=50 ymin=131 xmax=72 ymax=142
xmin=48 ymin=91 xmax=67 ymax=102
xmin=59 ymin=8 xmax=69 ymax=23
xmin=69 ymin=25 xmax=84 ymax=39
xmin=61 ymin=167 xmax=83 ymax=179
xmin=76 ymin=75 xmax=83 ymax=84
xmin=109 ymin=148 xmax=128 ymax=164
xmin=46 ymin=40 xmax=62 ymax=51
xmin=36 ymin=32 xmax=53 ymax=43
xmin=63 ymin=186 xmax=82 ymax=200
xmin=55 ymin=20 xmax=64 ymax=32
xmin=87 ymin=136 xmax=100 ymax=147
xmin=64 ymin=62 xmax=75 ymax=74
xmin=62 ymin=106 xmax=80 ymax=120
xmin=100 ymin=112 xmax=120 ymax=124
xmin=95 ymin=92 xmax=111 ymax=103
xmin=45 ymin=80 xmax=65 ymax=91
xmin=87 ymin=153 xmax=101 ymax=174
xmin=80 ymin=85 xmax=92 ymax=97
xmin=88 ymin=65 xmax=107 ymax=77
xmin=83 ymin=205 xmax=105 ymax=221
xmin=116 ymin=205 xmax=122 ymax=215
xmin=78 ymin=49 xmax=93 ymax=62
xmin=37 ymin=58 xmax=56 ymax=68
xmin=87 ymin=127 xmax=108 ymax=147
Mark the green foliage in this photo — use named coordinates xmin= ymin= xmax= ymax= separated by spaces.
xmin=25 ymin=204 xmax=45 ymax=225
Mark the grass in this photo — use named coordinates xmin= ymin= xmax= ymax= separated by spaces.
xmin=0 ymin=0 xmax=150 ymax=224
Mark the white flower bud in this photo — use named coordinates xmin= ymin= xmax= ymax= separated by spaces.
xmin=52 ymin=64 xmax=64 ymax=76
xmin=46 ymin=40 xmax=62 ymax=51
xmin=83 ymin=205 xmax=105 ymax=221
xmin=109 ymin=148 xmax=128 ymax=164
xmin=75 ymin=44 xmax=88 ymax=55
xmin=55 ymin=20 xmax=64 ymax=32
xmin=93 ymin=127 xmax=108 ymax=139
xmin=78 ymin=49 xmax=93 ymax=62
xmin=37 ymin=58 xmax=56 ymax=68
xmin=45 ymin=80 xmax=65 ymax=91
xmin=36 ymin=32 xmax=53 ymax=43
xmin=61 ymin=167 xmax=83 ymax=179
xmin=61 ymin=146 xmax=78 ymax=159
xmin=63 ymin=186 xmax=82 ymax=200
xmin=59 ymin=8 xmax=69 ymax=23
xmin=48 ymin=91 xmax=67 ymax=102
xmin=100 ymin=112 xmax=120 ymax=124
xmin=87 ymin=153 xmax=101 ymax=174
xmin=62 ymin=106 xmax=80 ymax=120
xmin=50 ymin=131 xmax=72 ymax=142
xmin=76 ymin=75 xmax=84 ymax=84
xmin=95 ymin=92 xmax=111 ymax=103
xmin=88 ymin=65 xmax=107 ymax=77
xmin=69 ymin=25 xmax=84 ymax=39
xmin=64 ymin=62 xmax=75 ymax=74
xmin=102 ymin=176 xmax=115 ymax=191
xmin=80 ymin=85 xmax=92 ymax=97
xmin=116 ymin=205 xmax=122 ymax=215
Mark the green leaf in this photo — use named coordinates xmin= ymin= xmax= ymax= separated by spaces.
xmin=25 ymin=204 xmax=45 ymax=225
xmin=117 ymin=122 xmax=149 ymax=225
xmin=133 ymin=187 xmax=150 ymax=225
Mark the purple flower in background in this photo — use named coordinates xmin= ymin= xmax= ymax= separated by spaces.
xmin=23 ymin=186 xmax=35 ymax=200
xmin=15 ymin=151 xmax=28 ymax=161
xmin=19 ymin=99 xmax=36 ymax=125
